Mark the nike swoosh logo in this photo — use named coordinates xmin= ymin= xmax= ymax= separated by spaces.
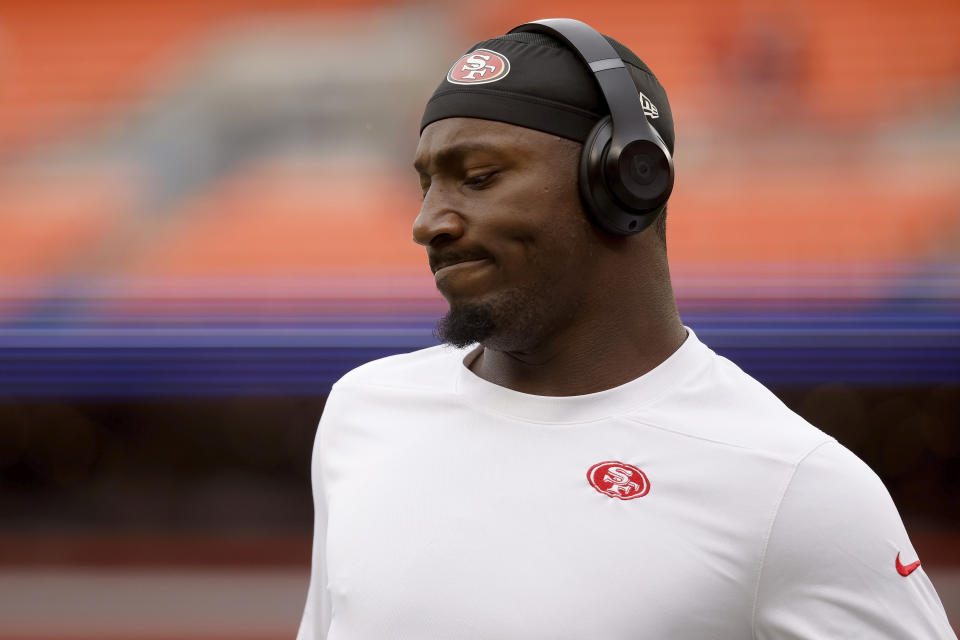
xmin=896 ymin=552 xmax=921 ymax=576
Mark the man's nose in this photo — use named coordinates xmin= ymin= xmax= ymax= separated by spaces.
xmin=412 ymin=186 xmax=465 ymax=247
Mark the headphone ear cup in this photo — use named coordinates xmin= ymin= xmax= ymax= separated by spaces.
xmin=579 ymin=116 xmax=672 ymax=236
xmin=578 ymin=116 xmax=624 ymax=235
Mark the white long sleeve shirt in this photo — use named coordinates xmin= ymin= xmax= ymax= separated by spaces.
xmin=298 ymin=329 xmax=955 ymax=639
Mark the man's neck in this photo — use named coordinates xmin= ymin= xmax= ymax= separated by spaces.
xmin=468 ymin=308 xmax=688 ymax=397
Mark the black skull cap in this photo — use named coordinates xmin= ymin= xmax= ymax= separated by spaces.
xmin=420 ymin=29 xmax=674 ymax=153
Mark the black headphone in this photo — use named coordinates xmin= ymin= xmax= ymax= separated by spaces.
xmin=508 ymin=18 xmax=674 ymax=236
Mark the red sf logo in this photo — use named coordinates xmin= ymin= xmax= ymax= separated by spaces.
xmin=587 ymin=461 xmax=650 ymax=500
xmin=446 ymin=49 xmax=510 ymax=85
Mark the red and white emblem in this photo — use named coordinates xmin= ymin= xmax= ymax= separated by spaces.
xmin=587 ymin=461 xmax=650 ymax=500
xmin=446 ymin=49 xmax=510 ymax=85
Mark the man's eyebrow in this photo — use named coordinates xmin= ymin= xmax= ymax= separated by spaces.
xmin=413 ymin=141 xmax=507 ymax=174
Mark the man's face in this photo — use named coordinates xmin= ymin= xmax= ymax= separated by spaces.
xmin=413 ymin=118 xmax=599 ymax=350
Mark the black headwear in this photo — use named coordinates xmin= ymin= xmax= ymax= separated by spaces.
xmin=420 ymin=31 xmax=674 ymax=154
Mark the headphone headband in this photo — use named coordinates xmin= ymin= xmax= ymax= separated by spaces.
xmin=510 ymin=18 xmax=621 ymax=64
xmin=508 ymin=19 xmax=667 ymax=155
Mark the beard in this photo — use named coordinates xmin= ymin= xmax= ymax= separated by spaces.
xmin=433 ymin=281 xmax=559 ymax=351
xmin=434 ymin=302 xmax=497 ymax=348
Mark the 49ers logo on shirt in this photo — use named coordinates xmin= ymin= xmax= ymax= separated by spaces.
xmin=587 ymin=461 xmax=650 ymax=500
xmin=446 ymin=49 xmax=510 ymax=85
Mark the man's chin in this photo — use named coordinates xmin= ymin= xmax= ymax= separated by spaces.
xmin=434 ymin=302 xmax=497 ymax=348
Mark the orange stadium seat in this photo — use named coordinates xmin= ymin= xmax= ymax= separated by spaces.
xmin=0 ymin=0 xmax=398 ymax=151
xmin=0 ymin=168 xmax=128 ymax=318
xmin=670 ymin=167 xmax=960 ymax=264
xmin=0 ymin=169 xmax=128 ymax=276
xmin=125 ymin=159 xmax=425 ymax=277
xmin=1 ymin=0 xmax=956 ymax=152
xmin=464 ymin=0 xmax=960 ymax=125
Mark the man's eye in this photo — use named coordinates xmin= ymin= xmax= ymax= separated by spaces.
xmin=464 ymin=172 xmax=497 ymax=189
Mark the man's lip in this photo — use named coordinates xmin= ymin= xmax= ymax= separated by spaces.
xmin=433 ymin=256 xmax=489 ymax=274
xmin=433 ymin=257 xmax=491 ymax=275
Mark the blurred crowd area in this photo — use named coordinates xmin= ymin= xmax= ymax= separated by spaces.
xmin=0 ymin=0 xmax=958 ymax=637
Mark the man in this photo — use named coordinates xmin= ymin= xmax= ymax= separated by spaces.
xmin=298 ymin=19 xmax=955 ymax=639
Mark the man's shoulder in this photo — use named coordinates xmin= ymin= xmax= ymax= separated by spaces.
xmin=637 ymin=347 xmax=832 ymax=463
xmin=332 ymin=343 xmax=470 ymax=393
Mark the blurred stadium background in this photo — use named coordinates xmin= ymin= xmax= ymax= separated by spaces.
xmin=0 ymin=0 xmax=958 ymax=637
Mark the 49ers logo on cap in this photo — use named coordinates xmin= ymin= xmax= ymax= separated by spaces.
xmin=447 ymin=49 xmax=510 ymax=85
xmin=587 ymin=461 xmax=650 ymax=500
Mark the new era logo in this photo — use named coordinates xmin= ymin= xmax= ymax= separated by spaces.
xmin=638 ymin=91 xmax=659 ymax=119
